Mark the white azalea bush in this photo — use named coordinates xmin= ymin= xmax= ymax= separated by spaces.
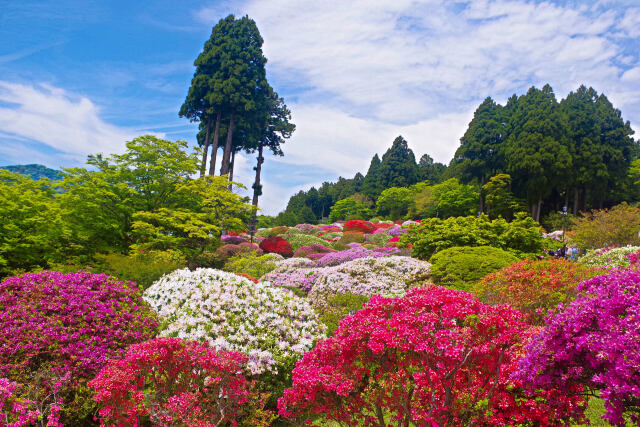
xmin=577 ymin=246 xmax=640 ymax=269
xmin=143 ymin=268 xmax=326 ymax=377
xmin=261 ymin=256 xmax=431 ymax=308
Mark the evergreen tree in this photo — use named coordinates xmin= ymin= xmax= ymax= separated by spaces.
xmin=378 ymin=136 xmax=420 ymax=190
xmin=361 ymin=154 xmax=382 ymax=200
xmin=418 ymin=154 xmax=446 ymax=183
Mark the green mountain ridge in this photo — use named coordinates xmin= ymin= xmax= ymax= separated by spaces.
xmin=0 ymin=164 xmax=63 ymax=181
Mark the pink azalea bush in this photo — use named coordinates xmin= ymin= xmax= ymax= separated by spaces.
xmin=278 ymin=286 xmax=585 ymax=425
xmin=0 ymin=271 xmax=157 ymax=425
xmin=89 ymin=338 xmax=271 ymax=426
xmin=0 ymin=377 xmax=55 ymax=427
xmin=516 ymin=268 xmax=640 ymax=426
xmin=316 ymin=245 xmax=400 ymax=267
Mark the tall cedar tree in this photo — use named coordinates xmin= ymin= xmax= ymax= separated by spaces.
xmin=378 ymin=136 xmax=420 ymax=190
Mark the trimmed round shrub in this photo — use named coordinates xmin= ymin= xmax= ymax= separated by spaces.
xmin=517 ymin=269 xmax=640 ymax=425
xmin=269 ymin=226 xmax=290 ymax=236
xmin=0 ymin=271 xmax=157 ymax=425
xmin=293 ymin=244 xmax=335 ymax=259
xmin=143 ymin=269 xmax=325 ymax=379
xmin=89 ymin=338 xmax=273 ymax=426
xmin=476 ymin=259 xmax=604 ymax=325
xmin=343 ymin=220 xmax=375 ymax=234
xmin=316 ymin=293 xmax=370 ymax=336
xmin=373 ymin=222 xmax=394 ymax=230
xmin=215 ymin=243 xmax=262 ymax=262
xmin=317 ymin=246 xmax=399 ymax=267
xmin=259 ymin=236 xmax=294 ymax=257
xmin=429 ymin=246 xmax=518 ymax=292
xmin=224 ymin=252 xmax=279 ymax=279
xmin=365 ymin=232 xmax=392 ymax=246
xmin=386 ymin=225 xmax=406 ymax=237
xmin=221 ymin=234 xmax=247 ymax=244
xmin=336 ymin=230 xmax=364 ymax=247
xmin=279 ymin=287 xmax=585 ymax=425
xmin=283 ymin=234 xmax=329 ymax=252
xmin=320 ymin=231 xmax=342 ymax=241
xmin=294 ymin=223 xmax=316 ymax=233
xmin=577 ymin=246 xmax=640 ymax=269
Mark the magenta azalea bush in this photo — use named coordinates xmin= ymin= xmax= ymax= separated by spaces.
xmin=316 ymin=245 xmax=400 ymax=267
xmin=0 ymin=271 xmax=157 ymax=425
xmin=516 ymin=269 xmax=640 ymax=426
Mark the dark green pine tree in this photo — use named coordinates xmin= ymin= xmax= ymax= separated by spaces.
xmin=505 ymin=84 xmax=571 ymax=221
xmin=418 ymin=154 xmax=446 ymax=184
xmin=361 ymin=154 xmax=383 ymax=200
xmin=377 ymin=136 xmax=420 ymax=189
xmin=450 ymin=97 xmax=506 ymax=187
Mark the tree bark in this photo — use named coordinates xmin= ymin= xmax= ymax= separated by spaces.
xmin=535 ymin=196 xmax=542 ymax=222
xmin=228 ymin=150 xmax=236 ymax=191
xmin=220 ymin=111 xmax=235 ymax=176
xmin=200 ymin=119 xmax=212 ymax=177
xmin=208 ymin=111 xmax=222 ymax=176
xmin=249 ymin=144 xmax=265 ymax=241
xmin=573 ymin=188 xmax=579 ymax=215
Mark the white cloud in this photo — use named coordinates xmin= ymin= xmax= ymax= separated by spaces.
xmin=0 ymin=81 xmax=162 ymax=163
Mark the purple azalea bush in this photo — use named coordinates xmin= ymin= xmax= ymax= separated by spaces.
xmin=316 ymin=245 xmax=400 ymax=267
xmin=516 ymin=269 xmax=640 ymax=426
xmin=0 ymin=271 xmax=157 ymax=424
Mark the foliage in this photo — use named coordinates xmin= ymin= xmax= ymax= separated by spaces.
xmin=401 ymin=213 xmax=544 ymax=259
xmin=577 ymin=246 xmax=640 ymax=269
xmin=408 ymin=178 xmax=479 ymax=219
xmin=223 ymin=252 xmax=279 ymax=279
xmin=143 ymin=268 xmax=325 ymax=381
xmin=476 ymin=259 xmax=604 ymax=325
xmin=429 ymin=246 xmax=518 ymax=292
xmin=482 ymin=174 xmax=526 ymax=220
xmin=279 ymin=287 xmax=585 ymax=426
xmin=282 ymin=234 xmax=328 ymax=252
xmin=91 ymin=249 xmax=186 ymax=290
xmin=516 ymin=269 xmax=640 ymax=425
xmin=0 ymin=171 xmax=66 ymax=277
xmin=541 ymin=210 xmax=577 ymax=232
xmin=375 ymin=186 xmax=414 ymax=219
xmin=316 ymin=293 xmax=370 ymax=336
xmin=259 ymin=236 xmax=294 ymax=257
xmin=328 ymin=198 xmax=371 ymax=222
xmin=0 ymin=271 xmax=157 ymax=425
xmin=90 ymin=338 xmax=273 ymax=426
xmin=568 ymin=203 xmax=640 ymax=248
xmin=214 ymin=242 xmax=262 ymax=264
xmin=293 ymin=244 xmax=334 ymax=259
xmin=0 ymin=164 xmax=63 ymax=181
xmin=336 ymin=231 xmax=365 ymax=247
xmin=364 ymin=232 xmax=392 ymax=246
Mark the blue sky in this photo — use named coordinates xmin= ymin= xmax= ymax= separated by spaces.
xmin=1 ymin=0 xmax=639 ymax=214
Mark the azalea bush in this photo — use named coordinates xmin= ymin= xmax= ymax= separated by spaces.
xmin=429 ymin=246 xmax=518 ymax=292
xmin=223 ymin=252 xmax=279 ymax=279
xmin=259 ymin=236 xmax=294 ymax=257
xmin=517 ymin=269 xmax=640 ymax=425
xmin=401 ymin=213 xmax=543 ymax=259
xmin=335 ymin=230 xmax=365 ymax=248
xmin=476 ymin=259 xmax=604 ymax=325
xmin=278 ymin=286 xmax=585 ymax=425
xmin=343 ymin=220 xmax=375 ymax=234
xmin=0 ymin=271 xmax=157 ymax=425
xmin=293 ymin=244 xmax=335 ymax=259
xmin=316 ymin=245 xmax=399 ymax=267
xmin=0 ymin=377 xmax=60 ymax=427
xmin=283 ymin=234 xmax=328 ymax=252
xmin=568 ymin=202 xmax=640 ymax=249
xmin=90 ymin=337 xmax=273 ymax=426
xmin=143 ymin=268 xmax=325 ymax=393
xmin=577 ymin=246 xmax=640 ymax=269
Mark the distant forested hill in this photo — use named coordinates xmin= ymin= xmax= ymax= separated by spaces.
xmin=0 ymin=164 xmax=63 ymax=180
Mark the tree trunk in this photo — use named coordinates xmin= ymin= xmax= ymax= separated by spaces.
xmin=249 ymin=143 xmax=265 ymax=240
xmin=200 ymin=119 xmax=212 ymax=177
xmin=228 ymin=150 xmax=236 ymax=191
xmin=220 ymin=111 xmax=235 ymax=176
xmin=208 ymin=111 xmax=222 ymax=176
xmin=573 ymin=188 xmax=579 ymax=215
xmin=564 ymin=190 xmax=569 ymax=211
xmin=535 ymin=196 xmax=542 ymax=222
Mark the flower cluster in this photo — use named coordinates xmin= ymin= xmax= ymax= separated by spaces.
xmin=316 ymin=245 xmax=399 ymax=267
xmin=516 ymin=268 xmax=640 ymax=425
xmin=221 ymin=234 xmax=247 ymax=244
xmin=89 ymin=337 xmax=257 ymax=426
xmin=0 ymin=271 xmax=157 ymax=425
xmin=343 ymin=220 xmax=375 ymax=234
xmin=259 ymin=236 xmax=294 ymax=257
xmin=0 ymin=378 xmax=44 ymax=427
xmin=386 ymin=225 xmax=407 ymax=237
xmin=293 ymin=244 xmax=335 ymax=259
xmin=278 ymin=286 xmax=585 ymax=425
xmin=577 ymin=246 xmax=640 ymax=268
xmin=143 ymin=268 xmax=325 ymax=376
xmin=476 ymin=259 xmax=603 ymax=324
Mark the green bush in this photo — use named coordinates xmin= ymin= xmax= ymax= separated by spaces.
xmin=317 ymin=293 xmax=370 ymax=336
xmin=93 ymin=250 xmax=186 ymax=289
xmin=223 ymin=252 xmax=279 ymax=278
xmin=429 ymin=246 xmax=518 ymax=292
xmin=401 ymin=213 xmax=543 ymax=260
xmin=365 ymin=233 xmax=392 ymax=247
xmin=568 ymin=202 xmax=640 ymax=249
xmin=541 ymin=211 xmax=576 ymax=233
xmin=283 ymin=234 xmax=329 ymax=252
xmin=335 ymin=231 xmax=365 ymax=249
xmin=328 ymin=198 xmax=372 ymax=222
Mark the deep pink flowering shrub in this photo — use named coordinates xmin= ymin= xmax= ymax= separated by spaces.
xmin=0 ymin=377 xmax=53 ymax=427
xmin=89 ymin=338 xmax=270 ymax=426
xmin=278 ymin=287 xmax=585 ymax=425
xmin=221 ymin=234 xmax=247 ymax=244
xmin=516 ymin=269 xmax=640 ymax=426
xmin=316 ymin=246 xmax=400 ymax=267
xmin=0 ymin=271 xmax=157 ymax=425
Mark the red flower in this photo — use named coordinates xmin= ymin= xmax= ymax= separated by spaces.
xmin=259 ymin=236 xmax=293 ymax=257
xmin=343 ymin=220 xmax=376 ymax=234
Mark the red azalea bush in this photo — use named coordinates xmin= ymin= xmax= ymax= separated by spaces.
xmin=373 ymin=222 xmax=393 ymax=230
xmin=90 ymin=338 xmax=271 ymax=426
xmin=475 ymin=259 xmax=603 ymax=325
xmin=517 ymin=269 xmax=640 ymax=426
xmin=259 ymin=236 xmax=294 ymax=257
xmin=278 ymin=286 xmax=585 ymax=426
xmin=343 ymin=220 xmax=375 ymax=234
xmin=0 ymin=271 xmax=158 ymax=425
